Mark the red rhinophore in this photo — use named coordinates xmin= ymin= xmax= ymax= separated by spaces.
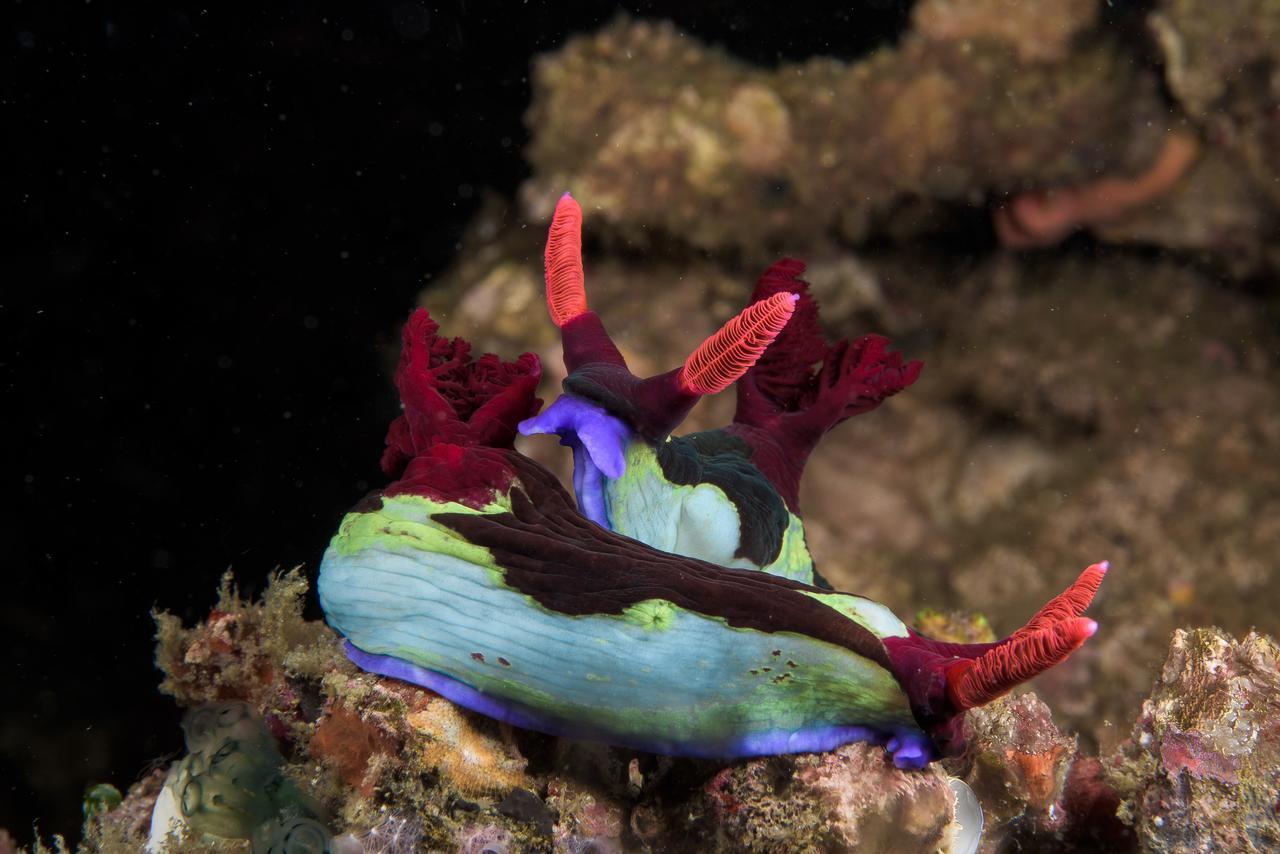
xmin=541 ymin=196 xmax=801 ymax=439
xmin=884 ymin=560 xmax=1108 ymax=757
xmin=679 ymin=292 xmax=798 ymax=395
xmin=946 ymin=617 xmax=1098 ymax=711
xmin=1017 ymin=561 xmax=1109 ymax=637
xmin=545 ymin=193 xmax=588 ymax=328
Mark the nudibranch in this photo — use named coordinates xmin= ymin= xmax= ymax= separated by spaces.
xmin=521 ymin=194 xmax=922 ymax=584
xmin=318 ymin=197 xmax=1107 ymax=768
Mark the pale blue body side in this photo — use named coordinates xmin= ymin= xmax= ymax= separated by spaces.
xmin=317 ymin=494 xmax=920 ymax=758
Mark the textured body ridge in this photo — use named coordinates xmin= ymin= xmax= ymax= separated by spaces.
xmin=318 ymin=194 xmax=1106 ymax=767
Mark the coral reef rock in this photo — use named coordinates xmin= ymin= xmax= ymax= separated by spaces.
xmin=523 ymin=16 xmax=1163 ymax=257
xmin=1110 ymin=628 xmax=1280 ymax=853
xmin=545 ymin=776 xmax=626 ymax=853
xmin=946 ymin=691 xmax=1137 ymax=850
xmin=1150 ymin=0 xmax=1280 ymax=207
xmin=953 ymin=694 xmax=1076 ymax=834
xmin=702 ymin=742 xmax=974 ymax=852
xmin=66 ymin=564 xmax=1280 ymax=853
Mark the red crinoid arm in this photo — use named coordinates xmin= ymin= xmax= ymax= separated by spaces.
xmin=1016 ymin=561 xmax=1109 ymax=637
xmin=946 ymin=617 xmax=1098 ymax=711
xmin=544 ymin=192 xmax=588 ymax=327
xmin=679 ymin=292 xmax=798 ymax=395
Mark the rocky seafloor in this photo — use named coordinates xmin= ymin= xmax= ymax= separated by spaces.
xmin=19 ymin=0 xmax=1280 ymax=851
xmin=51 ymin=572 xmax=1280 ymax=853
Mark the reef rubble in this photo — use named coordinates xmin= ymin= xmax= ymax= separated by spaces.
xmin=1108 ymin=628 xmax=1280 ymax=853
xmin=40 ymin=575 xmax=1274 ymax=852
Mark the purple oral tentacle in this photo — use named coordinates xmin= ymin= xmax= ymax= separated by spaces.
xmin=519 ymin=396 xmax=629 ymax=476
xmin=519 ymin=396 xmax=631 ymax=524
xmin=577 ymin=409 xmax=630 ymax=478
xmin=570 ymin=439 xmax=609 ymax=527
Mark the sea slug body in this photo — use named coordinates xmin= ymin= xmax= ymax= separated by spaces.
xmin=318 ymin=194 xmax=1106 ymax=768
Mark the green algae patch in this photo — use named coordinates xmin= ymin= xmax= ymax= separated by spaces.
xmin=155 ymin=568 xmax=346 ymax=712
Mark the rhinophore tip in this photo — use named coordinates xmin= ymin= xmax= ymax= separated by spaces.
xmin=679 ymin=292 xmax=798 ymax=395
xmin=545 ymin=193 xmax=588 ymax=327
xmin=1017 ymin=561 xmax=1109 ymax=636
xmin=945 ymin=561 xmax=1109 ymax=711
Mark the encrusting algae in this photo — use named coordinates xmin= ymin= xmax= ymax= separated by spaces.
xmin=406 ymin=698 xmax=530 ymax=797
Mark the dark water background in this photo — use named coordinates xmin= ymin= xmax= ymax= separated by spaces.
xmin=4 ymin=0 xmax=919 ymax=843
